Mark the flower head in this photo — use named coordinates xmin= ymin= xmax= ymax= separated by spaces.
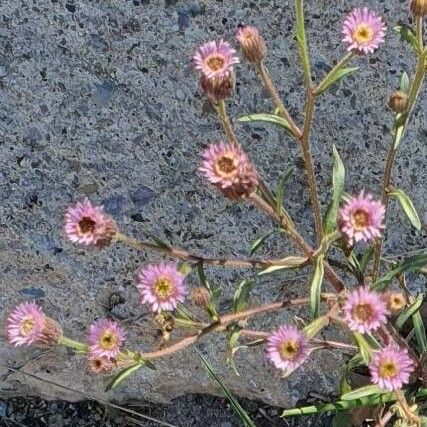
xmin=7 ymin=302 xmax=46 ymax=346
xmin=410 ymin=0 xmax=427 ymax=17
xmin=266 ymin=326 xmax=309 ymax=372
xmin=199 ymin=142 xmax=258 ymax=199
xmin=339 ymin=190 xmax=385 ymax=246
xmin=65 ymin=198 xmax=117 ymax=247
xmin=193 ymin=40 xmax=239 ymax=100
xmin=383 ymin=291 xmax=407 ymax=314
xmin=388 ymin=90 xmax=408 ymax=113
xmin=87 ymin=319 xmax=125 ymax=359
xmin=236 ymin=26 xmax=267 ymax=64
xmin=343 ymin=287 xmax=389 ymax=333
xmin=137 ymin=262 xmax=188 ymax=313
xmin=342 ymin=8 xmax=386 ymax=54
xmin=369 ymin=345 xmax=415 ymax=391
xmin=88 ymin=356 xmax=117 ymax=374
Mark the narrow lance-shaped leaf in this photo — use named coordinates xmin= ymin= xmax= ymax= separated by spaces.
xmin=233 ymin=279 xmax=254 ymax=313
xmin=324 ymin=145 xmax=345 ymax=234
xmin=105 ymin=363 xmax=144 ymax=391
xmin=394 ymin=24 xmax=419 ymax=51
xmin=147 ymin=234 xmax=171 ymax=249
xmin=310 ymin=255 xmax=324 ymax=318
xmin=226 ymin=325 xmax=241 ymax=376
xmin=400 ymin=71 xmax=410 ymax=94
xmin=341 ymin=384 xmax=386 ymax=401
xmin=258 ymin=256 xmax=308 ymax=275
xmin=275 ymin=167 xmax=293 ymax=215
xmin=250 ymin=230 xmax=276 ymax=255
xmin=389 ymin=188 xmax=421 ymax=230
xmin=395 ymin=294 xmax=424 ymax=329
xmin=353 ymin=332 xmax=373 ymax=365
xmin=413 ymin=309 xmax=427 ymax=352
xmin=316 ymin=67 xmax=359 ymax=95
xmin=238 ymin=113 xmax=293 ymax=135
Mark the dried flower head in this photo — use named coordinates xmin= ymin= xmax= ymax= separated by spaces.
xmin=342 ymin=8 xmax=386 ymax=54
xmin=193 ymin=40 xmax=239 ymax=100
xmin=343 ymin=287 xmax=389 ymax=333
xmin=88 ymin=319 xmax=125 ymax=359
xmin=369 ymin=345 xmax=415 ymax=391
xmin=65 ymin=198 xmax=117 ymax=248
xmin=388 ymin=90 xmax=408 ymax=113
xmin=88 ymin=356 xmax=117 ymax=374
xmin=339 ymin=190 xmax=385 ymax=246
xmin=6 ymin=302 xmax=62 ymax=347
xmin=236 ymin=26 xmax=267 ymax=64
xmin=266 ymin=326 xmax=309 ymax=372
xmin=199 ymin=142 xmax=258 ymax=199
xmin=410 ymin=0 xmax=427 ymax=17
xmin=383 ymin=291 xmax=407 ymax=314
xmin=137 ymin=262 xmax=188 ymax=313
xmin=192 ymin=287 xmax=211 ymax=308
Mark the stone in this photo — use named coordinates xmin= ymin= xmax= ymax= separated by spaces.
xmin=0 ymin=0 xmax=425 ymax=411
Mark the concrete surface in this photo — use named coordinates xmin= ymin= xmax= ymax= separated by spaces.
xmin=0 ymin=0 xmax=425 ymax=409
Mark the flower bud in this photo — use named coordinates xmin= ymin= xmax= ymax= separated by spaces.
xmin=383 ymin=292 xmax=407 ymax=314
xmin=388 ymin=90 xmax=408 ymax=113
xmin=236 ymin=26 xmax=267 ymax=64
xmin=192 ymin=287 xmax=211 ymax=308
xmin=38 ymin=317 xmax=63 ymax=346
xmin=410 ymin=0 xmax=427 ymax=17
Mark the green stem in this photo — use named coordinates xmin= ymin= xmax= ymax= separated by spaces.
xmin=59 ymin=336 xmax=88 ymax=352
xmin=216 ymin=100 xmax=239 ymax=146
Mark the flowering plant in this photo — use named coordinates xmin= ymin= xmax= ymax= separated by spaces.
xmin=6 ymin=1 xmax=427 ymax=425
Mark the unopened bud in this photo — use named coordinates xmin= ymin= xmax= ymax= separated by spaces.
xmin=410 ymin=0 xmax=427 ymax=17
xmin=200 ymin=73 xmax=235 ymax=101
xmin=388 ymin=90 xmax=408 ymax=113
xmin=384 ymin=291 xmax=407 ymax=313
xmin=236 ymin=26 xmax=267 ymax=64
xmin=192 ymin=287 xmax=211 ymax=308
xmin=38 ymin=317 xmax=63 ymax=346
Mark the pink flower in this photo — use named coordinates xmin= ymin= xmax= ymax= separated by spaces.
xmin=6 ymin=302 xmax=45 ymax=346
xmin=64 ymin=198 xmax=117 ymax=247
xmin=369 ymin=345 xmax=415 ymax=391
xmin=266 ymin=326 xmax=309 ymax=372
xmin=339 ymin=191 xmax=385 ymax=245
xmin=199 ymin=142 xmax=258 ymax=199
xmin=87 ymin=319 xmax=125 ymax=359
xmin=343 ymin=287 xmax=389 ymax=334
xmin=137 ymin=262 xmax=188 ymax=313
xmin=193 ymin=40 xmax=239 ymax=100
xmin=342 ymin=8 xmax=386 ymax=54
xmin=236 ymin=26 xmax=267 ymax=63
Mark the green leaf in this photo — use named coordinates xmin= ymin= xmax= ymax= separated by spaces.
xmin=394 ymin=113 xmax=406 ymax=149
xmin=394 ymin=24 xmax=419 ymax=51
xmin=197 ymin=263 xmax=212 ymax=291
xmin=195 ymin=347 xmax=256 ymax=427
xmin=275 ymin=167 xmax=293 ymax=215
xmin=324 ymin=145 xmax=345 ymax=234
xmin=226 ymin=325 xmax=241 ymax=376
xmin=105 ymin=363 xmax=144 ymax=391
xmin=389 ymin=188 xmax=421 ymax=230
xmin=372 ymin=253 xmax=427 ymax=291
xmin=413 ymin=309 xmax=427 ymax=352
xmin=250 ymin=230 xmax=276 ymax=255
xmin=341 ymin=385 xmax=386 ymax=401
xmin=238 ymin=113 xmax=292 ymax=135
xmin=310 ymin=255 xmax=324 ymax=318
xmin=147 ymin=234 xmax=171 ymax=250
xmin=396 ymin=294 xmax=424 ymax=329
xmin=353 ymin=332 xmax=373 ymax=365
xmin=233 ymin=279 xmax=254 ymax=313
xmin=359 ymin=247 xmax=374 ymax=275
xmin=400 ymin=71 xmax=410 ymax=94
xmin=258 ymin=256 xmax=308 ymax=275
xmin=295 ymin=0 xmax=311 ymax=84
xmin=304 ymin=315 xmax=328 ymax=338
xmin=316 ymin=67 xmax=359 ymax=95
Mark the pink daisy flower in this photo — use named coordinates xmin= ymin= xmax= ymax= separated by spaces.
xmin=87 ymin=319 xmax=125 ymax=359
xmin=199 ymin=142 xmax=258 ymax=199
xmin=64 ymin=198 xmax=117 ymax=247
xmin=193 ymin=40 xmax=239 ymax=100
xmin=236 ymin=26 xmax=267 ymax=64
xmin=369 ymin=345 xmax=415 ymax=391
xmin=342 ymin=8 xmax=386 ymax=55
xmin=137 ymin=262 xmax=188 ymax=313
xmin=343 ymin=287 xmax=389 ymax=334
xmin=266 ymin=326 xmax=310 ymax=372
xmin=6 ymin=302 xmax=45 ymax=346
xmin=339 ymin=190 xmax=385 ymax=246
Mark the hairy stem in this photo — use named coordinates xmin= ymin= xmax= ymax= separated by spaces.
xmin=215 ymin=100 xmax=239 ymax=146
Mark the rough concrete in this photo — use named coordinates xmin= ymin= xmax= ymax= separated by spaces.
xmin=0 ymin=0 xmax=425 ymax=410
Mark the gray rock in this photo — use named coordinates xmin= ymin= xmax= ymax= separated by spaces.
xmin=0 ymin=0 xmax=425 ymax=411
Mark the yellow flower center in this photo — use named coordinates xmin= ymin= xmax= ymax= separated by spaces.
xmin=99 ymin=331 xmax=118 ymax=350
xmin=154 ymin=277 xmax=173 ymax=298
xmin=379 ymin=360 xmax=398 ymax=378
xmin=352 ymin=209 xmax=369 ymax=230
xmin=206 ymin=55 xmax=225 ymax=72
xmin=352 ymin=303 xmax=374 ymax=322
xmin=79 ymin=216 xmax=96 ymax=234
xmin=20 ymin=316 xmax=36 ymax=336
xmin=279 ymin=340 xmax=299 ymax=360
xmin=353 ymin=24 xmax=374 ymax=44
xmin=214 ymin=155 xmax=237 ymax=177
